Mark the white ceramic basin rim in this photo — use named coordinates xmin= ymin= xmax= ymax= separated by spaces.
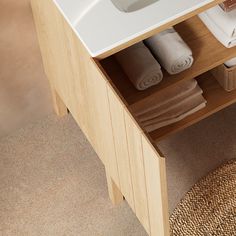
xmin=110 ymin=0 xmax=159 ymax=12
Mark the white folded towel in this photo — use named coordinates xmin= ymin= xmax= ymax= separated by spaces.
xmin=145 ymin=28 xmax=194 ymax=75
xmin=205 ymin=5 xmax=236 ymax=38
xmin=199 ymin=13 xmax=236 ymax=48
xmin=115 ymin=42 xmax=163 ymax=90
xmin=225 ymin=57 xmax=236 ymax=67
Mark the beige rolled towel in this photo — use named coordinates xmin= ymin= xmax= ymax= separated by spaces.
xmin=131 ymin=79 xmax=197 ymax=116
xmin=115 ymin=42 xmax=163 ymax=90
xmin=143 ymin=95 xmax=206 ymax=132
xmin=145 ymin=28 xmax=194 ymax=75
xmin=138 ymin=85 xmax=203 ymax=122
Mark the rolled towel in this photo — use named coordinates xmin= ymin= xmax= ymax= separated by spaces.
xmin=131 ymin=79 xmax=197 ymax=116
xmin=145 ymin=28 xmax=194 ymax=75
xmin=143 ymin=95 xmax=207 ymax=132
xmin=225 ymin=57 xmax=236 ymax=67
xmin=115 ymin=42 xmax=163 ymax=90
xmin=205 ymin=5 xmax=236 ymax=38
xmin=199 ymin=13 xmax=236 ymax=48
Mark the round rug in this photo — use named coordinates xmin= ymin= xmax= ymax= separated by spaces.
xmin=170 ymin=159 xmax=236 ymax=236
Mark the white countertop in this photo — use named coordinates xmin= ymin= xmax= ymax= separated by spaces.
xmin=53 ymin=0 xmax=218 ymax=58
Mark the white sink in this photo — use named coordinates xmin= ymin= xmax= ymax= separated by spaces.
xmin=53 ymin=0 xmax=218 ymax=58
xmin=110 ymin=0 xmax=158 ymax=12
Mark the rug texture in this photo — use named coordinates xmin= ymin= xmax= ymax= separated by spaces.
xmin=170 ymin=159 xmax=236 ymax=236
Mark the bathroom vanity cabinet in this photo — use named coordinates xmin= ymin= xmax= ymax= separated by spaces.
xmin=31 ymin=0 xmax=236 ymax=235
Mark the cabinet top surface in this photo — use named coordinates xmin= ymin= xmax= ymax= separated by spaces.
xmin=54 ymin=0 xmax=220 ymax=58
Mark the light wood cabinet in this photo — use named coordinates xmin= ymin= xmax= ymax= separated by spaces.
xmin=31 ymin=0 xmax=236 ymax=235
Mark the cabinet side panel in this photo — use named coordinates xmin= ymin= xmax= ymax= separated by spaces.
xmin=30 ymin=0 xmax=119 ymax=180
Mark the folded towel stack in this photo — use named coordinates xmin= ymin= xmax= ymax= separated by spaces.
xmin=131 ymin=79 xmax=206 ymax=132
xmin=145 ymin=28 xmax=194 ymax=75
xmin=115 ymin=42 xmax=163 ymax=90
xmin=199 ymin=5 xmax=236 ymax=48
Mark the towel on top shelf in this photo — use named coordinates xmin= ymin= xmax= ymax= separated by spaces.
xmin=131 ymin=79 xmax=206 ymax=132
xmin=115 ymin=42 xmax=163 ymax=91
xmin=199 ymin=6 xmax=236 ymax=48
xmin=145 ymin=27 xmax=194 ymax=75
xmin=205 ymin=5 xmax=236 ymax=38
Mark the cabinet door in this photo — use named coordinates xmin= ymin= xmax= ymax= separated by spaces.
xmin=106 ymin=84 xmax=169 ymax=235
xmin=31 ymin=0 xmax=169 ymax=235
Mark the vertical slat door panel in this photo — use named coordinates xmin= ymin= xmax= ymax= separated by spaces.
xmin=107 ymin=88 xmax=135 ymax=211
xmin=107 ymin=83 xmax=169 ymax=235
xmin=142 ymin=138 xmax=170 ymax=236
xmin=124 ymin=112 xmax=151 ymax=234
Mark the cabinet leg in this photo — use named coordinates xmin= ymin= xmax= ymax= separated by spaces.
xmin=50 ymin=87 xmax=68 ymax=117
xmin=106 ymin=169 xmax=124 ymax=205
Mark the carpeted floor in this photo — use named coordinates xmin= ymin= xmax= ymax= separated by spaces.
xmin=1 ymin=0 xmax=236 ymax=235
xmin=1 ymin=104 xmax=236 ymax=235
xmin=0 ymin=0 xmax=53 ymax=138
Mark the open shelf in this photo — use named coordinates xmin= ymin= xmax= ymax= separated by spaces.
xmin=100 ymin=16 xmax=236 ymax=105
xmin=149 ymin=72 xmax=236 ymax=141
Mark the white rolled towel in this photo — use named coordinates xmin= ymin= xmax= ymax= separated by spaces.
xmin=145 ymin=28 xmax=194 ymax=75
xmin=199 ymin=13 xmax=236 ymax=48
xmin=205 ymin=5 xmax=236 ymax=38
xmin=115 ymin=42 xmax=163 ymax=90
xmin=225 ymin=57 xmax=236 ymax=67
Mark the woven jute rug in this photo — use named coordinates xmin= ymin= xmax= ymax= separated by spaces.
xmin=170 ymin=159 xmax=236 ymax=236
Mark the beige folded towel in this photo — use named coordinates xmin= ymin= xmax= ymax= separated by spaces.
xmin=131 ymin=79 xmax=197 ymax=116
xmin=143 ymin=95 xmax=206 ymax=132
xmin=115 ymin=42 xmax=163 ymax=90
xmin=138 ymin=85 xmax=203 ymax=122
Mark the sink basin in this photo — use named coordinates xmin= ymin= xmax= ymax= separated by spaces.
xmin=111 ymin=0 xmax=158 ymax=12
xmin=53 ymin=0 xmax=219 ymax=57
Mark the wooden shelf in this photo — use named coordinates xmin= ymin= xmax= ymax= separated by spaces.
xmin=101 ymin=16 xmax=236 ymax=105
xmin=149 ymin=73 xmax=236 ymax=141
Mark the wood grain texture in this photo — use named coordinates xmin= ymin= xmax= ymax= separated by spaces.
xmin=31 ymin=0 xmax=117 ymax=172
xmin=31 ymin=0 xmax=170 ymax=235
xmin=107 ymin=88 xmax=135 ymax=211
xmin=142 ymin=137 xmax=169 ymax=236
xmin=96 ymin=0 xmax=224 ymax=59
xmin=124 ymin=112 xmax=151 ymax=234
xmin=101 ymin=16 xmax=236 ymax=105
xmin=50 ymin=87 xmax=68 ymax=117
xmin=105 ymin=168 xmax=124 ymax=205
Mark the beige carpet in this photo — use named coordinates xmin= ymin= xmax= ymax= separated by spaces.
xmin=0 ymin=0 xmax=53 ymax=138
xmin=1 ymin=0 xmax=236 ymax=234
xmin=1 ymin=103 xmax=236 ymax=235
